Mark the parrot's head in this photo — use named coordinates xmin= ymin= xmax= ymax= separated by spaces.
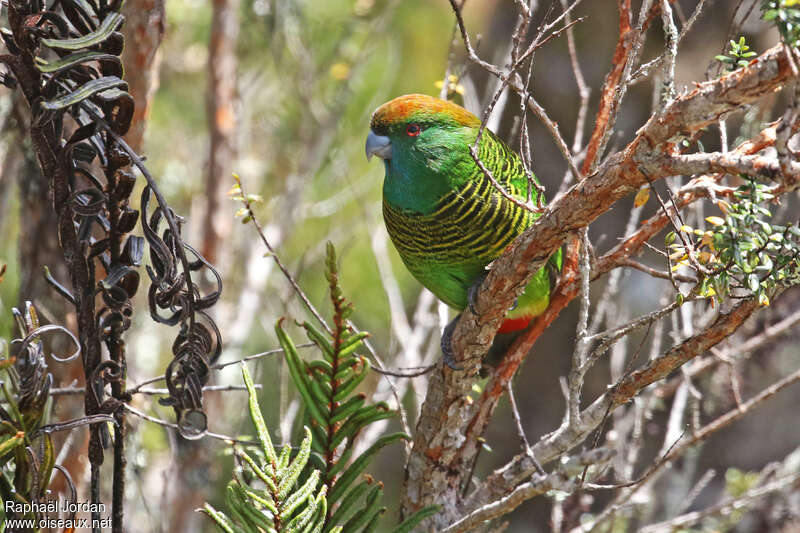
xmin=365 ymin=94 xmax=481 ymax=210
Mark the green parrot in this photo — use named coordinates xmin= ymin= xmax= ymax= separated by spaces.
xmin=365 ymin=93 xmax=561 ymax=366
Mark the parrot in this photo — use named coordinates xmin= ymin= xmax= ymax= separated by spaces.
xmin=365 ymin=93 xmax=561 ymax=367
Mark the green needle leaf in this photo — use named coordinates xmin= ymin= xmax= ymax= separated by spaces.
xmin=241 ymin=363 xmax=277 ymax=464
xmin=389 ymin=505 xmax=441 ymax=533
xmin=329 ymin=433 xmax=408 ymax=504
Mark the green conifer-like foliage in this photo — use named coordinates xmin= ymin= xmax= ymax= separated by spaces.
xmin=204 ymin=244 xmax=436 ymax=532
xmin=202 ymin=364 xmax=336 ymax=533
xmin=279 ymin=243 xmax=437 ymax=532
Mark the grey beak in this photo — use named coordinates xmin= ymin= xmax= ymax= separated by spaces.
xmin=365 ymin=131 xmax=392 ymax=161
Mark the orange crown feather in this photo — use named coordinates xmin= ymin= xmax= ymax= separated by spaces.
xmin=370 ymin=94 xmax=480 ymax=131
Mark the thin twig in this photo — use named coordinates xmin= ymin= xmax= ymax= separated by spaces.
xmin=236 ymin=176 xmax=332 ymax=334
xmin=621 ymin=258 xmax=697 ymax=283
xmin=0 ymin=384 xmax=258 ymax=401
xmin=448 ymin=0 xmax=583 ymax=181
xmin=212 ymin=344 xmax=314 ymax=370
xmin=640 ymin=473 xmax=800 ymax=533
xmin=507 ymin=381 xmax=545 ymax=476
xmin=123 ymin=404 xmax=256 ymax=444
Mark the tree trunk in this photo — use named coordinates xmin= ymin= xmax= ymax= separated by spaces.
xmin=121 ymin=0 xmax=166 ymax=153
xmin=201 ymin=0 xmax=239 ymax=265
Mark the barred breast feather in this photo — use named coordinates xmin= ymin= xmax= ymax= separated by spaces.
xmin=382 ymin=131 xmax=536 ymax=309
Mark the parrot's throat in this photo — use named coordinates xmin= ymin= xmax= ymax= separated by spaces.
xmin=382 ymin=156 xmax=454 ymax=215
xmin=381 ymin=130 xmax=475 ymax=215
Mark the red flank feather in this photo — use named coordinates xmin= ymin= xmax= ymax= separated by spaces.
xmin=497 ymin=316 xmax=531 ymax=334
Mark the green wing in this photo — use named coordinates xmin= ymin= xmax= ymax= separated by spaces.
xmin=476 ymin=129 xmax=543 ymax=207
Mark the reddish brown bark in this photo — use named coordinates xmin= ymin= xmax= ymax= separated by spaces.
xmin=201 ymin=0 xmax=239 ymax=264
xmin=581 ymin=0 xmax=633 ymax=175
xmin=121 ymin=0 xmax=166 ymax=152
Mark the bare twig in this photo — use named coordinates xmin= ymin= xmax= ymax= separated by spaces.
xmin=235 ymin=176 xmax=332 ymax=334
xmin=639 ymin=474 xmax=800 ymax=532
xmin=123 ymin=404 xmax=255 ymax=444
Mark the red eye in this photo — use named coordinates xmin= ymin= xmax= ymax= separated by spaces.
xmin=406 ymin=123 xmax=421 ymax=137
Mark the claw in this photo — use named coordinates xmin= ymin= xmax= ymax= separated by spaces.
xmin=440 ymin=313 xmax=463 ymax=370
xmin=547 ymin=260 xmax=561 ymax=292
xmin=467 ymin=271 xmax=489 ymax=316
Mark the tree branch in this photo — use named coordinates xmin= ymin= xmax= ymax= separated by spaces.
xmin=470 ymin=293 xmax=769 ymax=511
xmin=402 ymin=43 xmax=798 ymax=525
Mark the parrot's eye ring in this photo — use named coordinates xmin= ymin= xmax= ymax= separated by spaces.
xmin=406 ymin=123 xmax=421 ymax=137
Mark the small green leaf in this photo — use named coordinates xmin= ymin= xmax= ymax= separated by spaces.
xmin=326 ymin=445 xmax=354 ymax=480
xmin=278 ymin=322 xmax=329 ymax=428
xmin=333 ymin=362 xmax=371 ymax=402
xmin=242 ymin=487 xmax=278 ymax=515
xmin=330 ymin=395 xmax=366 ymax=424
xmin=307 ymin=359 xmax=333 ymax=376
xmin=231 ymin=483 xmax=275 ymax=531
xmin=236 ymin=449 xmax=277 ymax=493
xmin=329 ymin=433 xmax=408 ymax=504
xmin=277 ymin=428 xmax=313 ymax=500
xmin=362 ymin=508 xmax=387 ymax=533
xmin=280 ymin=468 xmax=319 ymax=518
xmin=328 ymin=408 xmax=395 ymax=452
xmin=340 ymin=485 xmax=383 ymax=533
xmin=302 ymin=322 xmax=336 ymax=362
xmin=327 ymin=480 xmax=371 ymax=529
xmin=389 ymin=505 xmax=441 ymax=533
xmin=277 ymin=442 xmax=292 ymax=471
xmin=337 ymin=332 xmax=369 ymax=357
xmin=333 ymin=357 xmax=362 ymax=382
xmin=241 ymin=364 xmax=277 ymax=464
xmin=201 ymin=504 xmax=236 ymax=533
xmin=308 ymin=378 xmax=333 ymax=409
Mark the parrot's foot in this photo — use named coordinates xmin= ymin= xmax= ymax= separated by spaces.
xmin=467 ymin=272 xmax=489 ymax=315
xmin=547 ymin=259 xmax=561 ymax=292
xmin=440 ymin=314 xmax=463 ymax=371
xmin=467 ymin=271 xmax=518 ymax=314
